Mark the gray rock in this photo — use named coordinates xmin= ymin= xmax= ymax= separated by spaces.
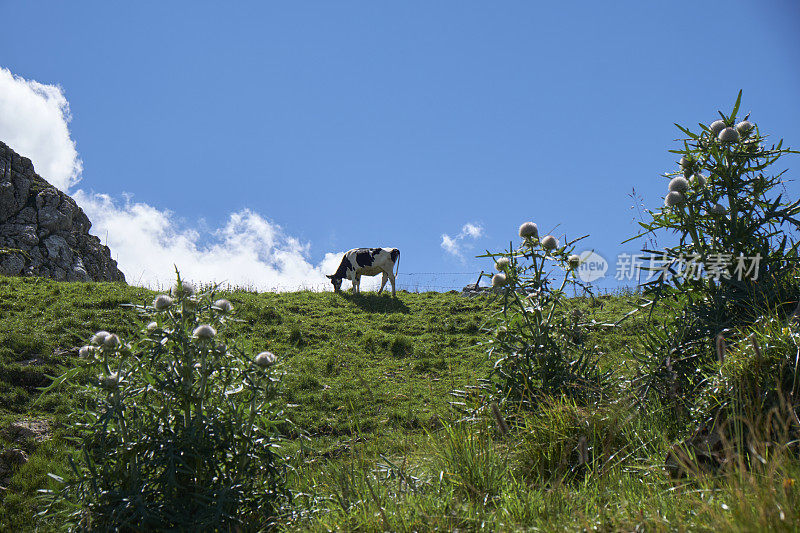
xmin=0 ymin=141 xmax=125 ymax=282
xmin=0 ymin=252 xmax=26 ymax=276
xmin=0 ymin=223 xmax=38 ymax=247
xmin=14 ymin=206 xmax=37 ymax=224
xmin=53 ymin=266 xmax=67 ymax=280
xmin=43 ymin=234 xmax=71 ymax=262
xmin=70 ymin=255 xmax=90 ymax=281
xmin=0 ymin=158 xmax=31 ymax=223
xmin=461 ymin=283 xmax=494 ymax=297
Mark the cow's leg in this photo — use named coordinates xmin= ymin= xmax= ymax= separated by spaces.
xmin=389 ymin=272 xmax=396 ymax=297
xmin=353 ymin=274 xmax=360 ymax=294
xmin=378 ymin=272 xmax=388 ymax=294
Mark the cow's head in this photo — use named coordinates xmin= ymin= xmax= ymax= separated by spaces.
xmin=326 ymin=274 xmax=343 ymax=293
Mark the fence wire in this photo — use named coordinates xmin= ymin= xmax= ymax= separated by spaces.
xmin=144 ymin=272 xmax=637 ymax=295
xmin=254 ymin=273 xmax=487 ymax=293
xmin=161 ymin=273 xmax=487 ymax=294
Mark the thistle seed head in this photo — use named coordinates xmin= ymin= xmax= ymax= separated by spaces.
xmin=664 ymin=191 xmax=685 ymax=207
xmin=568 ymin=254 xmax=581 ymax=269
xmin=213 ymin=299 xmax=234 ymax=314
xmin=153 ymin=294 xmax=173 ymax=311
xmin=492 ymin=273 xmax=507 ymax=287
xmin=171 ymin=282 xmax=195 ymax=298
xmin=518 ymin=221 xmax=539 ymax=239
xmin=495 ymin=257 xmax=510 ymax=271
xmin=79 ymin=345 xmax=94 ymax=358
xmin=255 ymin=351 xmax=277 ymax=368
xmin=718 ymin=127 xmax=740 ymax=143
xmin=736 ymin=120 xmax=754 ymax=136
xmin=103 ymin=334 xmax=121 ymax=348
xmin=541 ymin=235 xmax=558 ymax=250
xmin=690 ymin=173 xmax=707 ymax=188
xmin=679 ymin=155 xmax=694 ymax=171
xmin=193 ymin=325 xmax=216 ymax=340
xmin=91 ymin=330 xmax=111 ymax=345
xmin=146 ymin=321 xmax=158 ymax=332
xmin=710 ymin=120 xmax=726 ymax=136
xmin=668 ymin=176 xmax=689 ymax=193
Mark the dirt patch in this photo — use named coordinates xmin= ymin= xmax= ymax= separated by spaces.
xmin=4 ymin=419 xmax=51 ymax=443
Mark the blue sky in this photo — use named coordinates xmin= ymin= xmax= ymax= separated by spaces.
xmin=1 ymin=1 xmax=799 ymax=290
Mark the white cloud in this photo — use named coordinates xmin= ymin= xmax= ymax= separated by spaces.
xmin=1 ymin=67 xmax=347 ymax=291
xmin=441 ymin=234 xmax=459 ymax=256
xmin=462 ymin=223 xmax=483 ymax=239
xmin=441 ymin=222 xmax=484 ymax=259
xmin=0 ymin=67 xmax=82 ymax=191
xmin=71 ymin=192 xmax=343 ymax=290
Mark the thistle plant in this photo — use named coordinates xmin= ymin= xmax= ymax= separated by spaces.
xmin=481 ymin=223 xmax=607 ymax=411
xmin=42 ymin=272 xmax=289 ymax=530
xmin=628 ymin=92 xmax=800 ymax=408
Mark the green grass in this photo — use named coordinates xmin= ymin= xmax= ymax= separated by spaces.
xmin=1 ymin=274 xmax=798 ymax=531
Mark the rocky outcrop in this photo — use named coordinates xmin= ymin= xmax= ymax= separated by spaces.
xmin=461 ymin=282 xmax=494 ymax=297
xmin=0 ymin=141 xmax=125 ymax=282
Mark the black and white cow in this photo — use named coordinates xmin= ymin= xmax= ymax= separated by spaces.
xmin=327 ymin=248 xmax=400 ymax=296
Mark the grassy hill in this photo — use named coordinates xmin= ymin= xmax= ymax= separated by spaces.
xmin=1 ymin=275 xmax=797 ymax=531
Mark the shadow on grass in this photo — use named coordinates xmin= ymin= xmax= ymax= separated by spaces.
xmin=340 ymin=292 xmax=410 ymax=314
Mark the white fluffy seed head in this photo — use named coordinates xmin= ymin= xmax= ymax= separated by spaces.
xmin=710 ymin=120 xmax=726 ymax=136
xmin=492 ymin=273 xmax=507 ymax=288
xmin=213 ymin=299 xmax=233 ymax=314
xmin=103 ymin=334 xmax=120 ymax=348
xmin=518 ymin=221 xmax=539 ymax=239
xmin=718 ymin=127 xmax=740 ymax=143
xmin=79 ymin=345 xmax=93 ymax=358
xmin=193 ymin=325 xmax=216 ymax=340
xmin=255 ymin=351 xmax=277 ymax=368
xmin=690 ymin=173 xmax=707 ymax=188
xmin=668 ymin=177 xmax=689 ymax=193
xmin=541 ymin=235 xmax=558 ymax=250
xmin=91 ymin=330 xmax=111 ymax=345
xmin=736 ymin=120 xmax=753 ymax=136
xmin=708 ymin=203 xmax=726 ymax=215
xmin=171 ymin=282 xmax=195 ymax=298
xmin=146 ymin=321 xmax=158 ymax=332
xmin=153 ymin=294 xmax=173 ymax=311
xmin=679 ymin=155 xmax=694 ymax=170
xmin=568 ymin=254 xmax=581 ymax=269
xmin=664 ymin=191 xmax=685 ymax=207
xmin=495 ymin=257 xmax=510 ymax=271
